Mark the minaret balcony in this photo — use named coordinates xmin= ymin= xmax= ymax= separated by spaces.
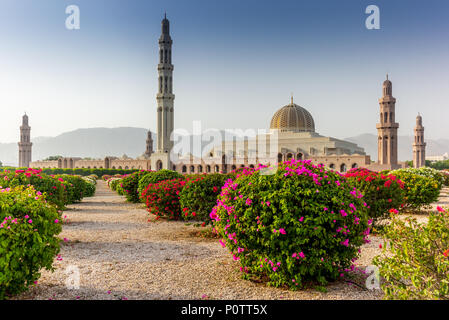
xmin=376 ymin=123 xmax=399 ymax=129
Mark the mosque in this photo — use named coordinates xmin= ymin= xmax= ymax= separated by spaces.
xmin=28 ymin=15 xmax=423 ymax=172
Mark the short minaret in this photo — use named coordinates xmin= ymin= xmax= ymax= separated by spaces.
xmin=376 ymin=75 xmax=399 ymax=168
xmin=151 ymin=14 xmax=175 ymax=171
xmin=18 ymin=113 xmax=32 ymax=167
xmin=145 ymin=130 xmax=153 ymax=158
xmin=413 ymin=114 xmax=426 ymax=168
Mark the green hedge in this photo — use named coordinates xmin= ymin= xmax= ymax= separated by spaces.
xmin=2 ymin=167 xmax=139 ymax=177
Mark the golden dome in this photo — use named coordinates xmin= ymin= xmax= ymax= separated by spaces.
xmin=270 ymin=99 xmax=315 ymax=132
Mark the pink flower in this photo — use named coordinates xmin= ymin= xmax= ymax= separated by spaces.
xmin=437 ymin=206 xmax=445 ymax=212
xmin=341 ymin=239 xmax=349 ymax=247
xmin=54 ymin=219 xmax=59 ymax=224
xmin=278 ymin=228 xmax=286 ymax=235
xmin=298 ymin=216 xmax=304 ymax=222
xmin=28 ymin=219 xmax=33 ymax=224
xmin=245 ymin=198 xmax=252 ymax=206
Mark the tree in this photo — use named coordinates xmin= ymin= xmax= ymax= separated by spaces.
xmin=43 ymin=156 xmax=63 ymax=161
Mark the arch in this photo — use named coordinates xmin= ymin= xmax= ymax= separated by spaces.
xmin=329 ymin=163 xmax=335 ymax=169
xmin=384 ymin=112 xmax=388 ymax=123
xmin=249 ymin=164 xmax=255 ymax=169
xmin=296 ymin=153 xmax=303 ymax=160
xmin=214 ymin=165 xmax=220 ymax=173
xmin=286 ymin=153 xmax=293 ymax=161
xmin=198 ymin=165 xmax=203 ymax=173
xmin=231 ymin=165 xmax=236 ymax=170
xmin=190 ymin=165 xmax=195 ymax=173
xmin=340 ymin=163 xmax=347 ymax=172
xmin=125 ymin=166 xmax=129 ymax=170
xmin=112 ymin=166 xmax=116 ymax=169
xmin=206 ymin=165 xmax=211 ymax=173
xmin=182 ymin=165 xmax=187 ymax=173
xmin=351 ymin=163 xmax=358 ymax=169
xmin=240 ymin=164 xmax=245 ymax=168
xmin=172 ymin=165 xmax=176 ymax=171
xmin=277 ymin=153 xmax=283 ymax=164
xmin=156 ymin=160 xmax=163 ymax=171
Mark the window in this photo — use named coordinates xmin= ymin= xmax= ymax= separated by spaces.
xmin=340 ymin=163 xmax=347 ymax=172
xmin=182 ymin=165 xmax=187 ymax=173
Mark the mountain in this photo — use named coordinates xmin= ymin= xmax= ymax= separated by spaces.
xmin=345 ymin=133 xmax=449 ymax=162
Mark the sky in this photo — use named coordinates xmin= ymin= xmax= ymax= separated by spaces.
xmin=1 ymin=0 xmax=448 ymax=143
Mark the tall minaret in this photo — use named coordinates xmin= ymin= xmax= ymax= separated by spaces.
xmin=151 ymin=14 xmax=175 ymax=170
xmin=145 ymin=130 xmax=153 ymax=158
xmin=376 ymin=75 xmax=399 ymax=168
xmin=413 ymin=114 xmax=426 ymax=168
xmin=18 ymin=113 xmax=32 ymax=168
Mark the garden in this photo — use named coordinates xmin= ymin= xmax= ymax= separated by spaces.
xmin=1 ymin=162 xmax=448 ymax=300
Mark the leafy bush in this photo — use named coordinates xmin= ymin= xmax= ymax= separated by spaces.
xmin=440 ymin=170 xmax=449 ymax=187
xmin=54 ymin=174 xmax=95 ymax=203
xmin=137 ymin=169 xmax=182 ymax=197
xmin=373 ymin=207 xmax=449 ymax=299
xmin=1 ymin=169 xmax=67 ymax=209
xmin=211 ymin=159 xmax=370 ymax=289
xmin=121 ymin=171 xmax=152 ymax=203
xmin=141 ymin=178 xmax=189 ymax=220
xmin=0 ymin=186 xmax=62 ymax=299
xmin=390 ymin=167 xmax=443 ymax=211
xmin=179 ymin=173 xmax=228 ymax=223
xmin=344 ymin=168 xmax=405 ymax=227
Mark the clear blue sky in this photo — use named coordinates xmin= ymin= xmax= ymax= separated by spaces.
xmin=1 ymin=0 xmax=448 ymax=143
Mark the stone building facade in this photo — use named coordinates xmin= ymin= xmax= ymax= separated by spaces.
xmin=18 ymin=114 xmax=32 ymax=167
xmin=413 ymin=114 xmax=426 ymax=168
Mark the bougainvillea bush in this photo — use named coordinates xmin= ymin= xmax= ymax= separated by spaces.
xmin=141 ymin=178 xmax=189 ymax=220
xmin=344 ymin=168 xmax=405 ymax=227
xmin=373 ymin=206 xmax=449 ymax=299
xmin=211 ymin=159 xmax=371 ymax=289
xmin=137 ymin=169 xmax=182 ymax=199
xmin=390 ymin=167 xmax=443 ymax=211
xmin=54 ymin=174 xmax=96 ymax=203
xmin=1 ymin=169 xmax=67 ymax=209
xmin=0 ymin=186 xmax=62 ymax=299
xmin=179 ymin=173 xmax=229 ymax=223
xmin=121 ymin=171 xmax=152 ymax=203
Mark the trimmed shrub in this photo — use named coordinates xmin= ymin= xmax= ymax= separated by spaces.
xmin=440 ymin=170 xmax=449 ymax=187
xmin=210 ymin=159 xmax=370 ymax=289
xmin=179 ymin=173 xmax=228 ymax=223
xmin=390 ymin=167 xmax=443 ymax=211
xmin=344 ymin=168 xmax=405 ymax=227
xmin=141 ymin=178 xmax=189 ymax=220
xmin=1 ymin=169 xmax=67 ymax=209
xmin=121 ymin=171 xmax=152 ymax=203
xmin=373 ymin=207 xmax=449 ymax=299
xmin=137 ymin=169 xmax=182 ymax=197
xmin=0 ymin=186 xmax=62 ymax=299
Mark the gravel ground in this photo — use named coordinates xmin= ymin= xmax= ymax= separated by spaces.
xmin=15 ymin=183 xmax=449 ymax=300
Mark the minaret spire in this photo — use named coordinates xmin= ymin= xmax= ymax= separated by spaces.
xmin=18 ymin=113 xmax=32 ymax=167
xmin=413 ymin=114 xmax=426 ymax=168
xmin=376 ymin=76 xmax=399 ymax=168
xmin=151 ymin=14 xmax=175 ymax=171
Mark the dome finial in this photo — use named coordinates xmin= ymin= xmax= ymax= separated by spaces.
xmin=291 ymin=93 xmax=293 ymax=105
xmin=386 ymin=73 xmax=388 ymax=80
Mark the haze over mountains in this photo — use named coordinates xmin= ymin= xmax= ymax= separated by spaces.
xmin=1 ymin=127 xmax=448 ymax=167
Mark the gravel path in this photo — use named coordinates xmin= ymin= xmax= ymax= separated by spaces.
xmin=19 ymin=180 xmax=438 ymax=300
